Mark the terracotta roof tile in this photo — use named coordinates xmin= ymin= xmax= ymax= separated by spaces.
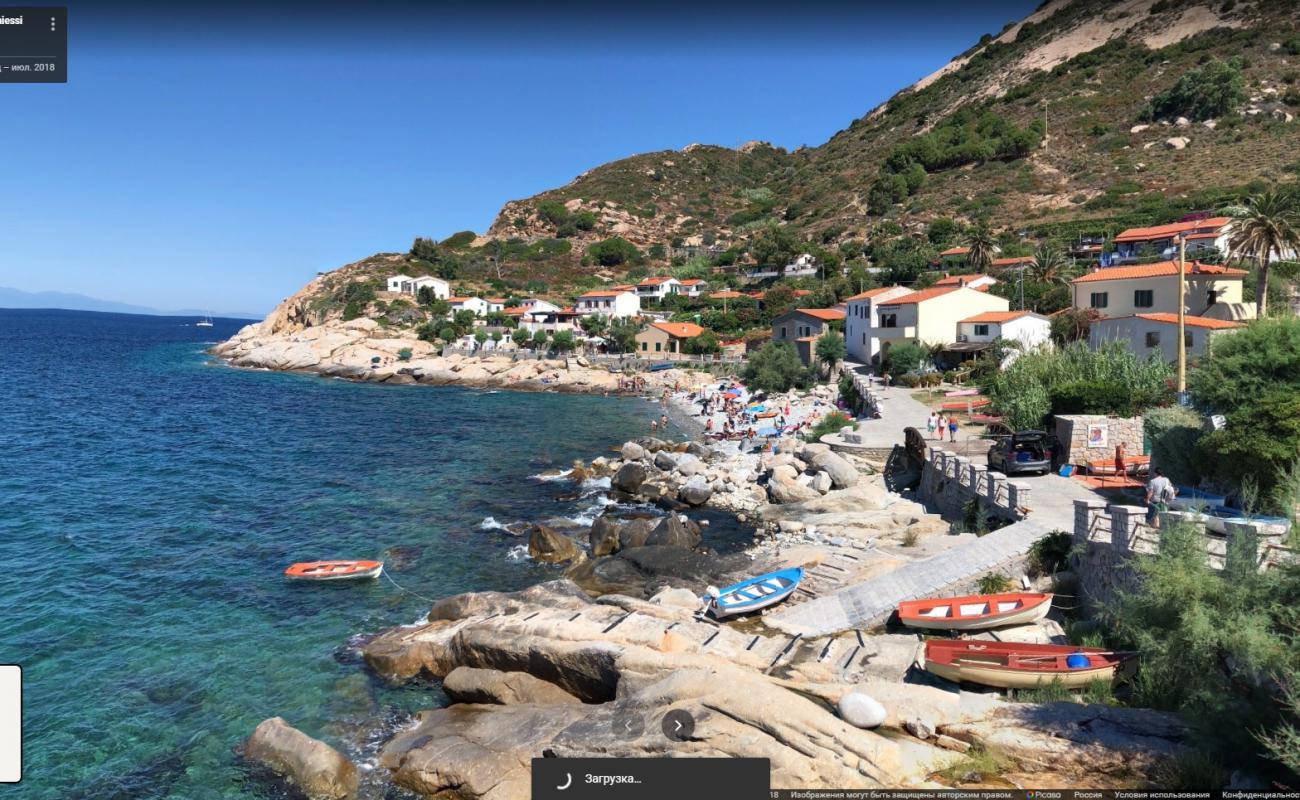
xmin=939 ymin=246 xmax=970 ymax=256
xmin=1071 ymin=261 xmax=1246 ymax=284
xmin=648 ymin=321 xmax=705 ymax=338
xmin=960 ymin=310 xmax=1037 ymax=324
xmin=1134 ymin=313 xmax=1246 ymax=330
xmin=1114 ymin=217 xmax=1230 ymax=243
xmin=879 ymin=287 xmax=961 ymax=305
xmin=935 ymin=273 xmax=993 ymax=286
xmin=792 ymin=308 xmax=845 ymax=321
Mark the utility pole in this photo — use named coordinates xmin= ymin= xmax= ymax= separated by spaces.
xmin=1177 ymin=234 xmax=1187 ymax=400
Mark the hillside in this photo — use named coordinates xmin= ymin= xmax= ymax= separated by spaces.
xmin=266 ymin=0 xmax=1300 ymax=325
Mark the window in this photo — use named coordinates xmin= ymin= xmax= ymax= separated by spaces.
xmin=974 ymin=324 xmax=990 ymax=336
xmin=654 ymin=342 xmax=661 ymax=352
xmin=880 ymin=313 xmax=897 ymax=328
xmin=1090 ymin=292 xmax=1109 ymax=309
xmin=640 ymin=341 xmax=647 ymax=351
xmin=1134 ymin=289 xmax=1154 ymax=308
xmin=1185 ymin=331 xmax=1194 ymax=348
xmin=862 ymin=332 xmax=866 ymax=345
xmin=779 ymin=326 xmax=787 ymax=339
xmin=1145 ymin=331 xmax=1161 ymax=347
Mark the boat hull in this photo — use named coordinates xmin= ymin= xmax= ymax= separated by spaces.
xmin=900 ymin=592 xmax=1052 ymax=631
xmin=284 ymin=560 xmax=384 ymax=581
xmin=707 ymin=567 xmax=803 ymax=618
xmin=924 ymin=659 xmax=1118 ymax=689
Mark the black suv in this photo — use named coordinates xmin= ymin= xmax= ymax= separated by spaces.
xmin=987 ymin=430 xmax=1053 ymax=475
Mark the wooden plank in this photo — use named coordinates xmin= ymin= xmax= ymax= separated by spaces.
xmin=567 ymin=612 xmax=582 ymax=622
xmin=745 ymin=635 xmax=761 ymax=652
xmin=841 ymin=644 xmax=862 ymax=670
xmin=602 ymin=612 xmax=633 ymax=634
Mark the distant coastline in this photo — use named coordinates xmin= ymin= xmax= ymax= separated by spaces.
xmin=0 ymin=288 xmax=261 ymax=320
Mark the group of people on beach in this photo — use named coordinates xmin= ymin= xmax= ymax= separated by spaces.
xmin=925 ymin=411 xmax=960 ymax=442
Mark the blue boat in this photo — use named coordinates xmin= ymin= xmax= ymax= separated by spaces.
xmin=1170 ymin=486 xmax=1228 ymax=510
xmin=1184 ymin=506 xmax=1291 ymax=537
xmin=703 ymin=567 xmax=803 ymax=618
xmin=647 ymin=362 xmax=674 ymax=372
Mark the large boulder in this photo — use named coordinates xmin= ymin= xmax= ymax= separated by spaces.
xmin=839 ymin=691 xmax=887 ymax=729
xmin=678 ymin=475 xmax=713 ymax=507
xmin=612 ymin=462 xmax=649 ymax=494
xmin=810 ymin=451 xmax=860 ymax=489
xmin=588 ymin=516 xmax=622 ymax=557
xmin=617 ymin=518 xmax=658 ymax=550
xmin=645 ymin=515 xmax=701 ymax=549
xmin=442 ymin=667 xmax=581 ymax=706
xmin=675 ymin=455 xmax=704 ymax=477
xmin=620 ymin=442 xmax=647 ymax=461
xmin=243 ymin=717 xmax=358 ymax=800
xmin=528 ymin=526 xmax=584 ymax=564
xmin=768 ymin=474 xmax=821 ymax=504
xmin=653 ymin=450 xmax=680 ymax=471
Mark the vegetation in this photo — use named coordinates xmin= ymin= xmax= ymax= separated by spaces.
xmin=1027 ymin=531 xmax=1072 ymax=577
xmin=806 ymin=411 xmax=853 ymax=442
xmin=881 ymin=341 xmax=932 ymax=376
xmin=740 ymin=342 xmax=813 ymax=393
xmin=1228 ymin=190 xmax=1300 ymax=316
xmin=815 ymin=332 xmax=846 ymax=374
xmin=1143 ymin=405 xmax=1205 ymax=488
xmin=964 ymin=225 xmax=997 ymax=271
xmin=1142 ymin=58 xmax=1247 ymax=122
xmin=982 ymin=342 xmax=1173 ymax=429
xmin=586 ymin=237 xmax=642 ymax=267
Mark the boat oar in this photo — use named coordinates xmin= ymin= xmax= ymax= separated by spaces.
xmin=1014 ymin=650 xmax=1139 ymax=663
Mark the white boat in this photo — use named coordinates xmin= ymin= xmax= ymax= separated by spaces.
xmin=702 ymin=567 xmax=802 ymax=618
xmin=196 ymin=312 xmax=214 ymax=328
xmin=898 ymin=592 xmax=1052 ymax=631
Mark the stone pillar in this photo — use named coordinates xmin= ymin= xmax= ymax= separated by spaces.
xmin=1007 ymin=481 xmax=1031 ymax=515
xmin=952 ymin=456 xmax=970 ymax=486
xmin=969 ymin=464 xmax=987 ymax=496
xmin=1073 ymin=499 xmax=1107 ymax=546
xmin=1108 ymin=505 xmax=1146 ymax=554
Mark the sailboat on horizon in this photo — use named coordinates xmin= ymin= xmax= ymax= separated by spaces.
xmin=196 ymin=312 xmax=214 ymax=328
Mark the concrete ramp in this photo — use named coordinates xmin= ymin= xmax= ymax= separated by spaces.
xmin=766 ymin=518 xmax=1053 ymax=637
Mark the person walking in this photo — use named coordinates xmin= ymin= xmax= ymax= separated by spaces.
xmin=927 ymin=412 xmax=938 ymax=440
xmin=1113 ymin=442 xmax=1127 ymax=487
xmin=947 ymin=416 xmax=958 ymax=443
xmin=936 ymin=413 xmax=946 ymax=441
xmin=1146 ymin=467 xmax=1177 ymax=528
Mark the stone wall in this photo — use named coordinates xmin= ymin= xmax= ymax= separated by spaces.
xmin=1054 ymin=414 xmax=1144 ymax=467
xmin=1070 ymin=499 xmax=1292 ymax=617
xmin=918 ymin=448 xmax=1031 ymax=524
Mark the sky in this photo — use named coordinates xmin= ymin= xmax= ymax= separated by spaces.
xmin=0 ymin=0 xmax=1038 ymax=315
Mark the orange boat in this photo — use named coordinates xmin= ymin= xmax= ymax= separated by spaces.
xmin=898 ymin=592 xmax=1052 ymax=631
xmin=284 ymin=560 xmax=384 ymax=581
xmin=923 ymin=639 xmax=1134 ymax=689
xmin=940 ymin=397 xmax=991 ymax=411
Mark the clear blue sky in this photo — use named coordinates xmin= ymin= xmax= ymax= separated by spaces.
xmin=0 ymin=1 xmax=1036 ymax=315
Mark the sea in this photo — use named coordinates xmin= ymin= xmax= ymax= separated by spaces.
xmin=0 ymin=308 xmax=734 ymax=799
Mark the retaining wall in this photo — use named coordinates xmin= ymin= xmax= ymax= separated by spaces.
xmin=918 ymin=448 xmax=1031 ymax=524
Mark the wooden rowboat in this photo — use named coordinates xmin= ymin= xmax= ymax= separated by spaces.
xmin=940 ymin=397 xmax=991 ymax=411
xmin=284 ymin=560 xmax=384 ymax=581
xmin=703 ymin=567 xmax=803 ymax=618
xmin=898 ymin=592 xmax=1052 ymax=631
xmin=923 ymin=639 xmax=1132 ymax=689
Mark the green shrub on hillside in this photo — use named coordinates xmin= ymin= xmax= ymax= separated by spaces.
xmin=586 ymin=237 xmax=642 ymax=267
xmin=1142 ymin=58 xmax=1246 ymax=122
xmin=1143 ymin=405 xmax=1205 ymax=488
xmin=440 ymin=230 xmax=476 ymax=248
xmin=741 ymin=342 xmax=813 ymax=393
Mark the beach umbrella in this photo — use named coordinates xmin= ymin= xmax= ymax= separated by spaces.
xmin=757 ymin=426 xmax=779 ymax=437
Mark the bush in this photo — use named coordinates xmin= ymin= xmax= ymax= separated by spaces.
xmin=396 ymin=348 xmax=412 ymax=362
xmin=882 ymin=341 xmax=931 ymax=375
xmin=807 ymin=411 xmax=853 ymax=442
xmin=1144 ymin=405 xmax=1205 ymax=488
xmin=1143 ymin=58 xmax=1246 ymax=122
xmin=586 ymin=237 xmax=642 ymax=267
xmin=1028 ymin=531 xmax=1072 ymax=576
xmin=741 ymin=342 xmax=813 ymax=393
xmin=440 ymin=230 xmax=476 ymax=248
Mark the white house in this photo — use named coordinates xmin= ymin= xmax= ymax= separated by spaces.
xmin=956 ymin=310 xmax=1052 ymax=350
xmin=575 ymin=289 xmax=641 ymax=318
xmin=520 ymin=298 xmax=560 ymax=313
xmin=747 ymin=253 xmax=820 ymax=280
xmin=447 ymin=296 xmax=490 ymax=316
xmin=677 ymin=278 xmax=708 ymax=297
xmin=518 ymin=307 xmax=582 ymax=335
xmin=870 ymin=286 xmax=1009 ymax=366
xmin=1090 ymin=313 xmax=1245 ymax=363
xmin=636 ymin=276 xmax=682 ymax=301
xmin=485 ymin=298 xmax=507 ymax=313
xmin=387 ymin=274 xmax=450 ymax=298
xmin=1109 ymin=217 xmax=1232 ymax=265
xmin=844 ymin=286 xmax=912 ymax=365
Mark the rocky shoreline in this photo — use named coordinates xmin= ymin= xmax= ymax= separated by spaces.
xmin=212 ymin=316 xmax=713 ymax=396
xmin=240 ymin=411 xmax=1194 ymax=799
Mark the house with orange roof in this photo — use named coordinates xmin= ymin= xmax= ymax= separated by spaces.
xmin=934 ymin=273 xmax=998 ymax=290
xmin=1110 ymin=216 xmax=1232 ymax=265
xmin=844 ymin=286 xmax=912 ymax=364
xmin=636 ymin=276 xmax=682 ymax=301
xmin=870 ymin=286 xmax=1009 ymax=365
xmin=635 ymin=321 xmax=707 ymax=359
xmin=677 ymin=278 xmax=709 ymax=297
xmin=575 ymin=288 xmax=641 ymax=318
xmin=933 ymin=245 xmax=1000 ymax=267
xmin=770 ymin=308 xmax=846 ymax=365
xmin=990 ymin=256 xmax=1036 ymax=270
xmin=1090 ymin=312 xmax=1245 ymax=363
xmin=956 ymin=310 xmax=1051 ymax=350
xmin=1070 ymin=261 xmax=1247 ymax=320
xmin=518 ymin=305 xmax=583 ymax=336
xmin=485 ymin=298 xmax=507 ymax=314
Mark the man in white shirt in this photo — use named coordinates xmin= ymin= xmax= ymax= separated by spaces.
xmin=1146 ymin=468 xmax=1177 ymax=528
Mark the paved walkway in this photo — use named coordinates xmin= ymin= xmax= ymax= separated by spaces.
xmin=768 ymin=516 xmax=1055 ymax=636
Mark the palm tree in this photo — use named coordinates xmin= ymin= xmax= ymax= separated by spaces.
xmin=965 ymin=226 xmax=997 ymax=272
xmin=1229 ymin=190 xmax=1300 ymax=317
xmin=1029 ymin=244 xmax=1073 ymax=285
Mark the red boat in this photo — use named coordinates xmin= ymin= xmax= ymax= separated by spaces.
xmin=923 ymin=639 xmax=1133 ymax=689
xmin=898 ymin=592 xmax=1051 ymax=631
xmin=284 ymin=560 xmax=384 ymax=581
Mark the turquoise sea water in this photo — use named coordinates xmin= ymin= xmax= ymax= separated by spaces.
xmin=0 ymin=309 xmax=686 ymax=798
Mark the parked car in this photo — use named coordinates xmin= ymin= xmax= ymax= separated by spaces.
xmin=987 ymin=430 xmax=1053 ymax=475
